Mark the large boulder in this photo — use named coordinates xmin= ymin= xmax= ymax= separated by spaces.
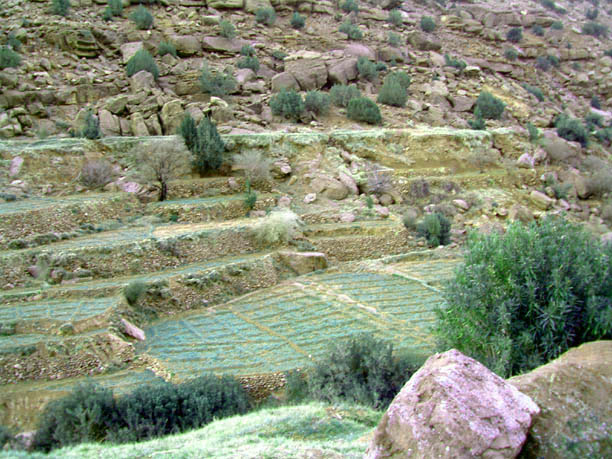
xmin=171 ymin=35 xmax=201 ymax=57
xmin=366 ymin=349 xmax=539 ymax=459
xmin=285 ymin=58 xmax=328 ymax=91
xmin=120 ymin=41 xmax=144 ymax=64
xmin=271 ymin=72 xmax=300 ymax=92
xmin=327 ymin=58 xmax=358 ymax=85
xmin=509 ymin=341 xmax=612 ymax=458
xmin=160 ymin=99 xmax=184 ymax=134
xmin=344 ymin=43 xmax=376 ymax=60
xmin=202 ymin=36 xmax=246 ymax=54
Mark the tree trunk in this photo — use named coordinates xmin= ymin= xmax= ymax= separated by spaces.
xmin=159 ymin=181 xmax=168 ymax=201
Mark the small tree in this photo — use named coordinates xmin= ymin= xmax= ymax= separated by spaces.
xmin=290 ymin=12 xmax=305 ymax=30
xmin=126 ymin=49 xmax=159 ymax=80
xmin=347 ymin=97 xmax=382 ymax=125
xmin=130 ymin=5 xmax=154 ymax=30
xmin=193 ymin=117 xmax=225 ymax=174
xmin=475 ymin=91 xmax=506 ymax=120
xmin=420 ymin=16 xmax=436 ymax=33
xmin=219 ymin=20 xmax=236 ymax=39
xmin=73 ymin=110 xmax=102 ymax=139
xmin=506 ymin=27 xmax=523 ymax=43
xmin=255 ymin=7 xmax=276 ymax=26
xmin=51 ymin=0 xmax=70 ymax=17
xmin=270 ymin=89 xmax=305 ymax=120
xmin=179 ymin=113 xmax=197 ymax=152
xmin=134 ymin=142 xmax=191 ymax=201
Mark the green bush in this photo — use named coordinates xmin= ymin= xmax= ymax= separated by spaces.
xmin=444 ymin=54 xmax=466 ymax=71
xmin=434 ymin=217 xmax=612 ymax=378
xmin=420 ymin=16 xmax=436 ymax=33
xmin=157 ymin=41 xmax=177 ymax=57
xmin=193 ymin=117 xmax=225 ymax=173
xmin=199 ymin=62 xmax=237 ymax=97
xmin=341 ymin=0 xmax=359 ymax=14
xmin=555 ymin=114 xmax=589 ymax=147
xmin=536 ymin=56 xmax=551 ymax=71
xmin=532 ymin=24 xmax=544 ymax=36
xmin=272 ymin=50 xmax=287 ymax=60
xmin=52 ymin=0 xmax=70 ymax=17
xmin=605 ymin=49 xmax=612 ymax=58
xmin=124 ymin=280 xmax=147 ymax=306
xmin=523 ymin=84 xmax=544 ymax=102
xmin=388 ymin=31 xmax=402 ymax=47
xmin=551 ymin=20 xmax=563 ymax=30
xmin=591 ymin=95 xmax=601 ymax=109
xmin=377 ymin=72 xmax=409 ymax=107
xmin=126 ymin=49 xmax=159 ymax=80
xmin=7 ymin=32 xmax=21 ymax=52
xmin=330 ymin=84 xmax=361 ymax=108
xmin=541 ymin=0 xmax=556 ymax=10
xmin=270 ymin=89 xmax=305 ymax=120
xmin=255 ymin=7 xmax=276 ymax=26
xmin=475 ymin=91 xmax=506 ymax=120
xmin=130 ymin=5 xmax=153 ymax=30
xmin=0 ymin=46 xmax=20 ymax=70
xmin=504 ymin=48 xmax=518 ymax=61
xmin=416 ymin=212 xmax=451 ymax=247
xmin=72 ymin=110 xmax=102 ymax=140
xmin=506 ymin=27 xmax=523 ymax=43
xmin=240 ymin=44 xmax=255 ymax=56
xmin=339 ymin=21 xmax=363 ymax=40
xmin=583 ymin=21 xmax=608 ymax=38
xmin=387 ymin=9 xmax=402 ymax=27
xmin=304 ymin=91 xmax=331 ymax=116
xmin=290 ymin=12 xmax=305 ymax=30
xmin=527 ymin=122 xmax=541 ymax=142
xmin=586 ymin=8 xmax=599 ymax=20
xmin=357 ymin=57 xmax=378 ymax=81
xmin=219 ymin=20 xmax=236 ymax=39
xmin=32 ymin=382 xmax=117 ymax=452
xmin=179 ymin=113 xmax=197 ymax=152
xmin=108 ymin=0 xmax=123 ymax=16
xmin=237 ymin=55 xmax=260 ymax=72
xmin=347 ymin=97 xmax=382 ymax=125
xmin=594 ymin=127 xmax=612 ymax=145
xmin=585 ymin=111 xmax=604 ymax=129
xmin=468 ymin=107 xmax=486 ymax=130
xmin=0 ymin=425 xmax=12 ymax=449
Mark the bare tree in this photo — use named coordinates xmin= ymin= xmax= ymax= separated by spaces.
xmin=133 ymin=142 xmax=191 ymax=201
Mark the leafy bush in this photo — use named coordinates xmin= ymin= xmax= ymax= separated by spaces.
xmin=347 ymin=97 xmax=382 ymax=125
xmin=179 ymin=113 xmax=197 ymax=152
xmin=468 ymin=107 xmax=486 ymax=130
xmin=290 ymin=12 xmax=305 ymax=30
xmin=219 ymin=20 xmax=236 ymax=39
xmin=81 ymin=160 xmax=115 ymax=189
xmin=551 ymin=20 xmax=563 ymax=30
xmin=585 ymin=111 xmax=604 ymax=129
xmin=474 ymin=91 xmax=505 ymax=120
xmin=240 ymin=44 xmax=255 ymax=56
xmin=255 ymin=7 xmax=276 ymax=26
xmin=306 ymin=335 xmax=425 ymax=409
xmin=444 ymin=54 xmax=466 ymax=71
xmin=586 ymin=8 xmax=599 ymax=20
xmin=591 ymin=95 xmax=601 ymax=109
xmin=108 ymin=0 xmax=123 ymax=16
xmin=388 ymin=9 xmax=402 ymax=27
xmin=272 ymin=50 xmax=287 ymax=60
xmin=506 ymin=27 xmax=523 ymax=43
xmin=237 ymin=55 xmax=260 ymax=72
xmin=72 ymin=111 xmax=102 ymax=140
xmin=341 ymin=0 xmax=359 ymax=14
xmin=32 ymin=382 xmax=117 ymax=452
xmin=532 ymin=24 xmax=544 ymax=36
xmin=330 ymin=84 xmax=361 ymax=108
xmin=536 ymin=56 xmax=551 ymax=71
xmin=594 ymin=127 xmax=612 ymax=146
xmin=193 ymin=117 xmax=225 ymax=174
xmin=523 ymin=84 xmax=544 ymax=102
xmin=0 ymin=46 xmax=20 ymax=70
xmin=232 ymin=150 xmax=272 ymax=186
xmin=527 ymin=122 xmax=541 ymax=142
xmin=126 ymin=49 xmax=159 ymax=80
xmin=304 ymin=90 xmax=331 ymax=116
xmin=582 ymin=21 xmax=608 ymax=38
xmin=270 ymin=89 xmax=305 ymax=120
xmin=52 ymin=0 xmax=70 ymax=17
xmin=199 ymin=62 xmax=237 ymax=97
xmin=124 ymin=280 xmax=147 ymax=306
xmin=158 ymin=41 xmax=177 ymax=57
xmin=377 ymin=72 xmax=410 ymax=107
xmin=357 ymin=57 xmax=378 ymax=81
xmin=254 ymin=209 xmax=301 ymax=246
xmin=388 ymin=31 xmax=402 ymax=47
xmin=0 ymin=425 xmax=12 ymax=449
xmin=130 ymin=6 xmax=153 ymax=30
xmin=339 ymin=21 xmax=363 ymax=40
xmin=420 ymin=16 xmax=436 ymax=33
xmin=504 ymin=48 xmax=518 ymax=61
xmin=7 ymin=32 xmax=21 ymax=52
xmin=555 ymin=114 xmax=589 ymax=147
xmin=435 ymin=217 xmax=612 ymax=377
xmin=416 ymin=212 xmax=451 ymax=247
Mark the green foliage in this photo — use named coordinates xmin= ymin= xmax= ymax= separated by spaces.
xmin=444 ymin=54 xmax=466 ymax=71
xmin=435 ymin=217 xmax=612 ymax=378
xmin=585 ymin=111 xmax=604 ymax=129
xmin=523 ymin=83 xmax=544 ymax=102
xmin=7 ymin=32 xmax=21 ymax=52
xmin=304 ymin=91 xmax=331 ymax=116
xmin=255 ymin=7 xmax=276 ymax=26
xmin=193 ymin=117 xmax=225 ymax=174
xmin=130 ymin=5 xmax=154 ymax=30
xmin=240 ymin=45 xmax=254 ymax=57
xmin=108 ymin=0 xmax=123 ymax=16
xmin=0 ymin=46 xmax=20 ymax=70
xmin=541 ymin=0 xmax=556 ymax=11
xmin=551 ymin=20 xmax=563 ymax=30
xmin=341 ymin=0 xmax=359 ymax=14
xmin=387 ymin=9 xmax=402 ymax=27
xmin=504 ymin=48 xmax=518 ymax=61
xmin=52 ymin=0 xmax=70 ymax=17
xmin=290 ymin=12 xmax=305 ymax=30
xmin=0 ymin=425 xmax=12 ymax=449
xmin=179 ymin=113 xmax=197 ymax=152
xmin=199 ymin=62 xmax=237 ymax=97
xmin=583 ymin=21 xmax=608 ymax=38
xmin=506 ymin=27 xmax=523 ymax=43
xmin=272 ymin=50 xmax=287 ymax=60
xmin=468 ymin=107 xmax=486 ymax=130
xmin=124 ymin=280 xmax=147 ymax=306
xmin=475 ymin=91 xmax=506 ymax=120
xmin=591 ymin=95 xmax=601 ymax=109
xmin=73 ymin=110 xmax=102 ymax=140
xmin=237 ymin=55 xmax=260 ymax=72
xmin=357 ymin=57 xmax=378 ymax=81
xmin=605 ymin=49 xmax=612 ymax=58
xmin=158 ymin=41 xmax=177 ymax=57
xmin=244 ymin=188 xmax=257 ymax=210
xmin=347 ymin=97 xmax=382 ymax=125
xmin=219 ymin=20 xmax=236 ymax=39
xmin=416 ymin=212 xmax=451 ymax=247
xmin=527 ymin=122 xmax=541 ymax=143
xmin=594 ymin=127 xmax=612 ymax=145
xmin=532 ymin=24 xmax=544 ymax=36
xmin=555 ymin=114 xmax=589 ymax=147
xmin=270 ymin=89 xmax=305 ymax=120
xmin=420 ymin=16 xmax=436 ymax=33
xmin=388 ymin=31 xmax=402 ymax=47
xmin=375 ymin=61 xmax=387 ymax=72
xmin=32 ymin=382 xmax=117 ymax=452
xmin=586 ymin=8 xmax=599 ymax=20
xmin=254 ymin=210 xmax=301 ymax=246
xmin=339 ymin=21 xmax=363 ymax=40
xmin=330 ymin=84 xmax=361 ymax=108
xmin=126 ymin=49 xmax=159 ymax=80
xmin=377 ymin=72 xmax=410 ymax=108
xmin=306 ymin=335 xmax=425 ymax=409
xmin=283 ymin=370 xmax=308 ymax=403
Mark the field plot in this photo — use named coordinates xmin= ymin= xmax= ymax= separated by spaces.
xmin=139 ymin=260 xmax=459 ymax=378
xmin=0 ymin=328 xmax=108 ymax=355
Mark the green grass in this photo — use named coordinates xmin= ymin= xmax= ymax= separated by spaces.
xmin=1 ymin=402 xmax=380 ymax=458
xmin=0 ymin=297 xmax=119 ymax=324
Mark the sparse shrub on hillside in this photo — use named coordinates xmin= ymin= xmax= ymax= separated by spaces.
xmin=108 ymin=0 xmax=123 ymax=16
xmin=272 ymin=50 xmax=287 ymax=60
xmin=52 ymin=0 xmax=70 ymax=17
xmin=586 ymin=8 xmax=599 ymax=20
xmin=527 ymin=122 xmax=541 ymax=143
xmin=330 ymin=84 xmax=361 ymax=108
xmin=179 ymin=113 xmax=197 ymax=152
xmin=388 ymin=9 xmax=402 ymax=27
xmin=7 ymin=32 xmax=21 ymax=52
xmin=417 ymin=212 xmax=451 ymax=247
xmin=347 ymin=97 xmax=382 ymax=125
xmin=0 ymin=46 xmax=20 ymax=70
xmin=134 ymin=142 xmax=191 ymax=201
xmin=377 ymin=71 xmax=410 ymax=107
xmin=124 ymin=280 xmax=148 ymax=306
xmin=254 ymin=209 xmax=301 ymax=246
xmin=341 ymin=0 xmax=359 ymax=14
xmin=81 ymin=159 xmax=115 ymax=189
xmin=532 ymin=24 xmax=544 ymax=36
xmin=591 ymin=95 xmax=601 ymax=109
xmin=420 ymin=16 xmax=436 ymax=33
xmin=402 ymin=208 xmax=419 ymax=231
xmin=551 ymin=20 xmax=563 ymax=30
xmin=219 ymin=20 xmax=236 ymax=39
xmin=193 ymin=117 xmax=225 ymax=174
xmin=237 ymin=55 xmax=260 ymax=72
xmin=468 ymin=107 xmax=486 ymax=130
xmin=475 ymin=91 xmax=505 ymax=120
xmin=435 ymin=217 xmax=612 ymax=378
xmin=583 ymin=21 xmax=608 ymax=38
xmin=555 ymin=113 xmax=589 ymax=147
xmin=270 ymin=89 xmax=305 ymax=120
xmin=357 ymin=57 xmax=378 ymax=81
xmin=523 ymin=84 xmax=544 ymax=102
xmin=605 ymin=49 xmax=612 ymax=58
xmin=388 ymin=31 xmax=402 ymax=47
xmin=290 ymin=12 xmax=305 ymax=30
xmin=594 ymin=127 xmax=612 ymax=146
xmin=0 ymin=425 xmax=11 ymax=449
xmin=255 ymin=7 xmax=276 ymax=26
xmin=130 ymin=5 xmax=153 ymax=30
xmin=339 ymin=21 xmax=363 ymax=40
xmin=304 ymin=90 xmax=331 ymax=116
xmin=506 ymin=27 xmax=523 ymax=43
xmin=588 ymin=169 xmax=612 ymax=197
xmin=158 ymin=41 xmax=177 ymax=57
xmin=126 ymin=49 xmax=159 ymax=80
xmin=444 ymin=54 xmax=466 ymax=71
xmin=541 ymin=0 xmax=556 ymax=10
xmin=367 ymin=166 xmax=393 ymax=196
xmin=232 ymin=150 xmax=272 ymax=186
xmin=585 ymin=111 xmax=604 ymax=129
xmin=240 ymin=44 xmax=255 ymax=56
xmin=536 ymin=56 xmax=551 ymax=71
xmin=504 ymin=48 xmax=518 ymax=61
xmin=72 ymin=110 xmax=102 ymax=140
xmin=199 ymin=62 xmax=237 ymax=97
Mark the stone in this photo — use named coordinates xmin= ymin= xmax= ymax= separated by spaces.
xmin=517 ymin=153 xmax=535 ymax=168
xmin=559 ymin=169 xmax=590 ymax=199
xmin=366 ymin=349 xmax=539 ymax=459
xmin=208 ymin=0 xmax=244 ymax=8
xmin=451 ymin=95 xmax=475 ymax=112
xmin=160 ymin=99 xmax=184 ymax=134
xmin=171 ymin=35 xmax=201 ymax=57
xmin=202 ymin=36 xmax=246 ymax=54
xmin=374 ymin=205 xmax=389 ymax=217
xmin=236 ymin=68 xmax=257 ymax=85
xmin=327 ymin=58 xmax=358 ymax=85
xmin=277 ymin=251 xmax=328 ymax=275
xmin=105 ymin=95 xmax=129 ymax=115
xmin=285 ymin=59 xmax=328 ymax=91
xmin=244 ymin=0 xmax=272 ymax=13
xmin=130 ymin=70 xmax=156 ymax=92
xmin=377 ymin=46 xmax=405 ymax=62
xmin=130 ymin=112 xmax=149 ymax=136
xmin=98 ymin=109 xmax=120 ymax=136
xmin=277 ymin=195 xmax=292 ymax=207
xmin=601 ymin=232 xmax=612 ymax=245
xmin=9 ymin=156 xmax=23 ymax=178
xmin=452 ymin=199 xmax=470 ymax=211
xmin=509 ymin=341 xmax=612 ymax=458
xmin=120 ymin=42 xmax=144 ymax=64
xmin=339 ymin=212 xmax=356 ymax=223
xmin=509 ymin=204 xmax=533 ymax=223
xmin=344 ymin=43 xmax=376 ymax=60
xmin=121 ymin=318 xmax=146 ymax=341
xmin=271 ymin=72 xmax=300 ymax=92
xmin=117 ymin=180 xmax=140 ymax=193
xmin=310 ymin=176 xmax=349 ymax=201
xmin=304 ymin=193 xmax=316 ymax=204
xmin=338 ymin=172 xmax=359 ymax=195
xmin=406 ymin=31 xmax=442 ymax=51
xmin=530 ymin=190 xmax=555 ymax=210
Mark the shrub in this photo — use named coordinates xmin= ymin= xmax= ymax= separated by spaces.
xmin=272 ymin=50 xmax=287 ymax=60
xmin=506 ymin=27 xmax=523 ymax=43
xmin=199 ymin=62 xmax=236 ymax=97
xmin=81 ymin=160 xmax=115 ymax=189
xmin=474 ymin=91 xmax=505 ymax=120
xmin=547 ymin=55 xmax=559 ymax=67
xmin=255 ymin=7 xmax=276 ymax=26
xmin=377 ymin=72 xmax=409 ymax=107
xmin=126 ymin=49 xmax=159 ymax=80
xmin=420 ymin=16 xmax=436 ymax=32
xmin=551 ymin=21 xmax=563 ymax=30
xmin=232 ymin=150 xmax=272 ymax=185
xmin=541 ymin=0 xmax=556 ymax=10
xmin=388 ymin=31 xmax=402 ymax=47
xmin=586 ymin=8 xmax=599 ymax=20
xmin=523 ymin=84 xmax=544 ymax=102
xmin=130 ymin=6 xmax=153 ymax=30
xmin=124 ymin=280 xmax=147 ymax=306
xmin=555 ymin=114 xmax=589 ymax=147
xmin=504 ymin=48 xmax=518 ymax=61
xmin=157 ymin=41 xmax=177 ymax=57
xmin=594 ymin=127 xmax=612 ymax=145
xmin=32 ymin=382 xmax=117 ymax=452
xmin=244 ymin=189 xmax=257 ymax=210
xmin=357 ymin=57 xmax=378 ymax=81
xmin=240 ymin=44 xmax=255 ymax=56
xmin=402 ymin=208 xmax=419 ymax=231
xmin=108 ymin=0 xmax=122 ymax=16
xmin=179 ymin=113 xmax=197 ymax=152
xmin=585 ymin=111 xmax=604 ymax=129
xmin=193 ymin=117 xmax=225 ymax=174
xmin=237 ymin=55 xmax=260 ymax=72
xmin=254 ymin=209 xmax=301 ymax=245
xmin=591 ymin=95 xmax=601 ymax=109
xmin=52 ymin=0 xmax=70 ymax=17
xmin=605 ymin=49 xmax=612 ymax=58
xmin=304 ymin=90 xmax=331 ymax=116
xmin=0 ymin=46 xmax=20 ymax=70
xmin=434 ymin=217 xmax=612 ymax=377
xmin=532 ymin=24 xmax=544 ymax=36
xmin=527 ymin=122 xmax=541 ymax=142
xmin=339 ymin=21 xmax=363 ymax=40
xmin=7 ymin=32 xmax=21 ymax=52
xmin=444 ymin=54 xmax=466 ymax=71
xmin=583 ymin=21 xmax=608 ymax=38
xmin=536 ymin=56 xmax=551 ymax=71
xmin=588 ymin=169 xmax=612 ymax=197
xmin=219 ymin=20 xmax=236 ymax=39
xmin=347 ymin=97 xmax=382 ymax=125
xmin=72 ymin=110 xmax=102 ymax=140
xmin=367 ymin=166 xmax=393 ymax=196
xmin=134 ymin=142 xmax=191 ymax=201
xmin=290 ymin=12 xmax=305 ymax=30
xmin=270 ymin=89 xmax=305 ymax=120
xmin=0 ymin=425 xmax=12 ymax=449
xmin=388 ymin=9 xmax=402 ymax=27
xmin=341 ymin=0 xmax=359 ymax=14
xmin=416 ymin=212 xmax=451 ymax=247
xmin=330 ymin=84 xmax=361 ymax=108
xmin=375 ymin=61 xmax=387 ymax=72
xmin=468 ymin=107 xmax=486 ymax=130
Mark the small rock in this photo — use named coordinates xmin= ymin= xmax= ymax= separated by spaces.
xmin=9 ymin=156 xmax=23 ymax=177
xmin=517 ymin=153 xmax=535 ymax=168
xmin=339 ymin=212 xmax=356 ymax=223
xmin=452 ymin=199 xmax=470 ymax=211
xmin=530 ymin=190 xmax=555 ymax=210
xmin=277 ymin=196 xmax=292 ymax=207
xmin=304 ymin=193 xmax=317 ymax=204
xmin=120 ymin=318 xmax=145 ymax=341
xmin=374 ymin=205 xmax=389 ymax=218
